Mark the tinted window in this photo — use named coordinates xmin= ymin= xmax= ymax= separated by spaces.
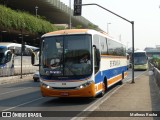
xmin=100 ymin=36 xmax=108 ymax=55
xmin=93 ymin=35 xmax=100 ymax=49
xmin=108 ymin=39 xmax=126 ymax=56
xmin=40 ymin=34 xmax=92 ymax=78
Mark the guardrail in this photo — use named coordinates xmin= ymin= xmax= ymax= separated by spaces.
xmin=149 ymin=63 xmax=160 ymax=89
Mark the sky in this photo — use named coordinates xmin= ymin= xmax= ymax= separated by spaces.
xmin=60 ymin=0 xmax=160 ymax=50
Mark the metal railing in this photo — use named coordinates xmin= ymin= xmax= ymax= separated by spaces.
xmin=149 ymin=63 xmax=160 ymax=89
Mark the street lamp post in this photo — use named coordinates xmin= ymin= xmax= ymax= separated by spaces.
xmin=107 ymin=23 xmax=111 ymax=34
xmin=76 ymin=3 xmax=135 ymax=83
xmin=69 ymin=0 xmax=72 ymax=29
xmin=35 ymin=6 xmax=38 ymax=17
xmin=20 ymin=23 xmax=26 ymax=79
xmin=20 ymin=29 xmax=23 ymax=79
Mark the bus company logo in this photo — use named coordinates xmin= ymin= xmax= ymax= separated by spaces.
xmin=110 ymin=60 xmax=120 ymax=67
xmin=2 ymin=112 xmax=11 ymax=117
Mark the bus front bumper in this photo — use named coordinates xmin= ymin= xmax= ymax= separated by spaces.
xmin=40 ymin=82 xmax=96 ymax=97
xmin=134 ymin=64 xmax=148 ymax=70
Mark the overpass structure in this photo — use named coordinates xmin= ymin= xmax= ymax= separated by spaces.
xmin=0 ymin=0 xmax=99 ymax=46
xmin=5 ymin=0 xmax=95 ymax=28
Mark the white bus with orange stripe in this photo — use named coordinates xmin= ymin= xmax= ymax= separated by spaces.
xmin=32 ymin=29 xmax=127 ymax=97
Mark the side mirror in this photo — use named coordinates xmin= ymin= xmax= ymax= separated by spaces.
xmin=31 ymin=50 xmax=40 ymax=66
xmin=93 ymin=45 xmax=100 ymax=65
xmin=96 ymin=49 xmax=100 ymax=62
xmin=93 ymin=45 xmax=100 ymax=62
xmin=4 ymin=50 xmax=12 ymax=63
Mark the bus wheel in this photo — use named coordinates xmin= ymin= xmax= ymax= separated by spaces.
xmin=101 ymin=82 xmax=105 ymax=96
xmin=97 ymin=79 xmax=107 ymax=97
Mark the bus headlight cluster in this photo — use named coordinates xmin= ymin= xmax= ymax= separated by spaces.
xmin=41 ymin=82 xmax=51 ymax=89
xmin=76 ymin=81 xmax=93 ymax=89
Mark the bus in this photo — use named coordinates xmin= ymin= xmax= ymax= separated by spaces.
xmin=133 ymin=50 xmax=148 ymax=70
xmin=0 ymin=42 xmax=38 ymax=76
xmin=32 ymin=29 xmax=128 ymax=97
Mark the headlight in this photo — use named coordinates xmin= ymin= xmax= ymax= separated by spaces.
xmin=76 ymin=81 xmax=93 ymax=89
xmin=41 ymin=82 xmax=51 ymax=89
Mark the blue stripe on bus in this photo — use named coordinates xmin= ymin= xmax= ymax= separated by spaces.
xmin=95 ymin=66 xmax=127 ymax=84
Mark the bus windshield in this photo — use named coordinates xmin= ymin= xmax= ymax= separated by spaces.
xmin=40 ymin=34 xmax=92 ymax=78
xmin=0 ymin=53 xmax=5 ymax=65
xmin=134 ymin=53 xmax=147 ymax=65
xmin=0 ymin=47 xmax=7 ymax=65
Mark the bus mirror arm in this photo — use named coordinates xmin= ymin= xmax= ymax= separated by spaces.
xmin=31 ymin=53 xmax=35 ymax=65
xmin=93 ymin=45 xmax=96 ymax=49
xmin=96 ymin=49 xmax=100 ymax=62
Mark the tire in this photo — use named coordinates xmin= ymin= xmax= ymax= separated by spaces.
xmin=97 ymin=78 xmax=107 ymax=97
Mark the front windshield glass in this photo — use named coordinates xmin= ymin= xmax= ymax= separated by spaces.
xmin=134 ymin=53 xmax=147 ymax=65
xmin=40 ymin=34 xmax=92 ymax=78
xmin=0 ymin=47 xmax=7 ymax=65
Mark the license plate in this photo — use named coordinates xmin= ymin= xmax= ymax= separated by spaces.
xmin=60 ymin=92 xmax=69 ymax=96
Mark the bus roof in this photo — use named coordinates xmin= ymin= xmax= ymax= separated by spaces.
xmin=43 ymin=29 xmax=89 ymax=36
xmin=42 ymin=29 xmax=123 ymax=45
xmin=134 ymin=50 xmax=146 ymax=53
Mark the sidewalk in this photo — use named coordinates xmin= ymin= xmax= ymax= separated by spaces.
xmin=83 ymin=72 xmax=160 ymax=120
xmin=0 ymin=74 xmax=33 ymax=85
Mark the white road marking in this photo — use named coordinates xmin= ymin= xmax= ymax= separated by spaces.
xmin=0 ymin=87 xmax=33 ymax=96
xmin=2 ymin=97 xmax=44 ymax=111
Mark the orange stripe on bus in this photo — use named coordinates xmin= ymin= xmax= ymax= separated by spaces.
xmin=107 ymin=75 xmax=122 ymax=86
xmin=124 ymin=72 xmax=128 ymax=77
xmin=98 ymin=83 xmax=103 ymax=91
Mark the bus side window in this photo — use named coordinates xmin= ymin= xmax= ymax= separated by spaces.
xmin=93 ymin=35 xmax=100 ymax=74
xmin=100 ymin=36 xmax=108 ymax=55
xmin=93 ymin=46 xmax=100 ymax=74
xmin=15 ymin=47 xmax=21 ymax=56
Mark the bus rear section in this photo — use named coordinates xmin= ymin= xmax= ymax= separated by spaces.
xmin=0 ymin=42 xmax=39 ymax=76
xmin=32 ymin=29 xmax=127 ymax=98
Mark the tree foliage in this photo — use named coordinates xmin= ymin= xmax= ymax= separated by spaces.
xmin=0 ymin=5 xmax=64 ymax=34
xmin=150 ymin=57 xmax=160 ymax=70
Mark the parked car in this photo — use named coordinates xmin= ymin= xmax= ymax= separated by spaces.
xmin=33 ymin=71 xmax=39 ymax=82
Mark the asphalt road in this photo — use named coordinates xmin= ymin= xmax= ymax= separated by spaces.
xmin=0 ymin=69 xmax=146 ymax=120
